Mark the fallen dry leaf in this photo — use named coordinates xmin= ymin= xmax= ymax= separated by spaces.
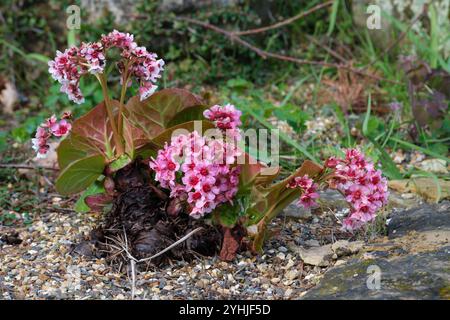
xmin=418 ymin=159 xmax=448 ymax=174
xmin=0 ymin=77 xmax=18 ymax=114
xmin=389 ymin=178 xmax=450 ymax=202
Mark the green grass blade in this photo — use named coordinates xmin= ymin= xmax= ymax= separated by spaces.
xmin=389 ymin=137 xmax=450 ymax=163
xmin=362 ymin=93 xmax=371 ymax=136
xmin=327 ymin=0 xmax=339 ymax=36
xmin=242 ymin=106 xmax=319 ymax=163
xmin=362 ymin=94 xmax=402 ymax=179
xmin=429 ymin=3 xmax=438 ymax=68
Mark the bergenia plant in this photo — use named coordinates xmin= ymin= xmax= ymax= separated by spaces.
xmin=35 ymin=31 xmax=389 ymax=263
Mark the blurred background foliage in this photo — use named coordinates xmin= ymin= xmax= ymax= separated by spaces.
xmin=0 ymin=0 xmax=449 ymax=177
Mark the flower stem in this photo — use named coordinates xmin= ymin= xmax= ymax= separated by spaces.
xmin=117 ymin=65 xmax=130 ymax=136
xmin=97 ymin=74 xmax=124 ymax=156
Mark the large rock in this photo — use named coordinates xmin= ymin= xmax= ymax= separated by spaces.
xmin=302 ymin=202 xmax=450 ymax=299
xmin=387 ymin=202 xmax=450 ymax=238
xmin=302 ymin=246 xmax=450 ymax=300
xmin=331 ymin=240 xmax=364 ymax=258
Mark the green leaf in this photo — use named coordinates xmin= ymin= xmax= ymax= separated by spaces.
xmin=74 ymin=180 xmax=106 ymax=213
xmin=26 ymin=53 xmax=49 ymax=64
xmin=389 ymin=137 xmax=450 ymax=163
xmin=226 ymin=78 xmax=253 ymax=91
xmin=214 ymin=202 xmax=241 ymax=228
xmin=362 ymin=93 xmax=372 ymax=136
xmin=242 ymin=106 xmax=319 ymax=163
xmin=67 ymin=28 xmax=77 ymax=47
xmin=0 ymin=132 xmax=7 ymax=153
xmin=363 ymin=94 xmax=402 ymax=179
xmin=108 ymin=154 xmax=132 ymax=172
xmin=57 ymin=133 xmax=99 ymax=170
xmin=327 ymin=0 xmax=339 ymax=36
xmin=11 ymin=127 xmax=28 ymax=143
xmin=55 ymin=154 xmax=105 ymax=195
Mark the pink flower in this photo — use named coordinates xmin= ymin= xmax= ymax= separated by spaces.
xmin=138 ymin=81 xmax=158 ymax=101
xmin=150 ymin=128 xmax=241 ymax=218
xmin=204 ymin=104 xmax=242 ymax=141
xmin=31 ymin=127 xmax=51 ymax=158
xmin=288 ymin=175 xmax=320 ymax=209
xmin=51 ymin=119 xmax=72 ymax=137
xmin=299 ymin=190 xmax=319 ymax=208
xmin=324 ymin=156 xmax=339 ymax=168
xmin=332 ymin=148 xmax=389 ymax=232
xmin=31 ymin=114 xmax=72 ymax=158
xmin=42 ymin=115 xmax=57 ymax=128
xmin=101 ymin=30 xmax=135 ymax=51
xmin=101 ymin=30 xmax=165 ymax=101
xmin=49 ymin=30 xmax=165 ymax=103
xmin=79 ymin=42 xmax=106 ymax=74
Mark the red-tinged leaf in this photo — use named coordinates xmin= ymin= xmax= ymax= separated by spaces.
xmin=239 ymin=153 xmax=280 ymax=190
xmin=125 ymin=88 xmax=205 ymax=140
xmin=246 ymin=161 xmax=323 ymax=225
xmin=104 ymin=177 xmax=115 ymax=196
xmin=122 ymin=115 xmax=148 ymax=159
xmin=152 ymin=120 xmax=215 ymax=147
xmin=136 ymin=120 xmax=216 ymax=157
xmin=219 ymin=226 xmax=245 ymax=261
xmin=71 ymin=100 xmax=119 ymax=160
xmin=166 ymin=105 xmax=207 ymax=127
xmin=84 ymin=193 xmax=113 ymax=212
xmin=246 ymin=160 xmax=324 ymax=252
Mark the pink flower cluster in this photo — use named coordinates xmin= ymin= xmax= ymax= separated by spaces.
xmin=326 ymin=149 xmax=389 ymax=231
xmin=32 ymin=113 xmax=72 ymax=158
xmin=204 ymin=103 xmax=242 ymax=142
xmin=150 ymin=104 xmax=243 ymax=218
xmin=288 ymin=175 xmax=319 ymax=209
xmin=48 ymin=30 xmax=164 ymax=103
xmin=150 ymin=131 xmax=241 ymax=218
xmin=101 ymin=30 xmax=165 ymax=101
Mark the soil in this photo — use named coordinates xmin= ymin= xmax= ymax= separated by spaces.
xmin=91 ymin=160 xmax=223 ymax=269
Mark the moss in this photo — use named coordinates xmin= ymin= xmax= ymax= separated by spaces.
xmin=439 ymin=286 xmax=450 ymax=300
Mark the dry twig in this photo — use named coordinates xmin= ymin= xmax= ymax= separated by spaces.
xmin=233 ymin=1 xmax=334 ymax=36
xmin=0 ymin=163 xmax=58 ymax=171
xmin=104 ymin=227 xmax=204 ymax=299
xmin=176 ymin=16 xmax=400 ymax=84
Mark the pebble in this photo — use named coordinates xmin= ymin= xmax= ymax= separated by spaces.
xmin=276 ymin=253 xmax=286 ymax=260
xmin=285 ymin=270 xmax=299 ymax=281
xmin=271 ymin=277 xmax=281 ymax=284
xmin=278 ymin=246 xmax=288 ymax=253
xmin=0 ymin=193 xmax=372 ymax=300
xmin=284 ymin=288 xmax=293 ymax=297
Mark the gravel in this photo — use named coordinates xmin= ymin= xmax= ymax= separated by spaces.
xmin=0 ymin=206 xmax=351 ymax=300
